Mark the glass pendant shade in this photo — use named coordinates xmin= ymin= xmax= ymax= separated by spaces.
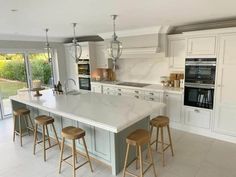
xmin=108 ymin=15 xmax=122 ymax=61
xmin=71 ymin=23 xmax=82 ymax=63
xmin=109 ymin=39 xmax=122 ymax=59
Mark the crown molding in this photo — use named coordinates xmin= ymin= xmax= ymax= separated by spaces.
xmin=99 ymin=25 xmax=170 ymax=39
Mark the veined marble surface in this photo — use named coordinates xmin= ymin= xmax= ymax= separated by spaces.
xmin=10 ymin=89 xmax=165 ymax=133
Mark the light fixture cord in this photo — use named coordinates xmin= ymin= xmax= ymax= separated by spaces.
xmin=112 ymin=15 xmax=117 ymax=40
xmin=73 ymin=23 xmax=78 ymax=59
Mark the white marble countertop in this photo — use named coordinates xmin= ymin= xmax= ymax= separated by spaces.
xmin=10 ymin=89 xmax=165 ymax=133
xmin=91 ymin=81 xmax=184 ymax=94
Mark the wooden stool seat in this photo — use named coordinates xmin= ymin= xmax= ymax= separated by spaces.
xmin=13 ymin=108 xmax=30 ymax=116
xmin=59 ymin=126 xmax=93 ymax=177
xmin=33 ymin=115 xmax=60 ymax=161
xmin=13 ymin=108 xmax=34 ymax=147
xmin=150 ymin=115 xmax=174 ymax=166
xmin=126 ymin=129 xmax=150 ymax=146
xmin=35 ymin=115 xmax=54 ymax=125
xmin=150 ymin=116 xmax=169 ymax=127
xmin=61 ymin=126 xmax=85 ymax=140
xmin=123 ymin=129 xmax=157 ymax=177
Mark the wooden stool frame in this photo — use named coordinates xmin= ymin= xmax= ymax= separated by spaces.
xmin=33 ymin=119 xmax=60 ymax=161
xmin=59 ymin=134 xmax=93 ymax=177
xmin=13 ymin=111 xmax=34 ymax=147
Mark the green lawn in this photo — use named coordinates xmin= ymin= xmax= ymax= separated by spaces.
xmin=0 ymin=79 xmax=27 ymax=99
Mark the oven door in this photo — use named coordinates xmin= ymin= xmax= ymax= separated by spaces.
xmin=79 ymin=77 xmax=91 ymax=90
xmin=78 ymin=63 xmax=90 ymax=75
xmin=185 ymin=64 xmax=216 ymax=84
xmin=184 ymin=85 xmax=214 ymax=109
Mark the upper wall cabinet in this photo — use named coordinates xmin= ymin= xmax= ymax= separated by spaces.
xmin=95 ymin=42 xmax=112 ymax=69
xmin=186 ymin=35 xmax=217 ymax=57
xmin=168 ymin=34 xmax=186 ymax=70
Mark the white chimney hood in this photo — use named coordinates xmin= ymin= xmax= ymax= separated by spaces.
xmin=99 ymin=25 xmax=170 ymax=59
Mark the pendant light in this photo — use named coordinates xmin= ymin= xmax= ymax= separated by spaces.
xmin=45 ymin=28 xmax=52 ymax=63
xmin=108 ymin=15 xmax=122 ymax=71
xmin=44 ymin=28 xmax=54 ymax=86
xmin=71 ymin=23 xmax=82 ymax=63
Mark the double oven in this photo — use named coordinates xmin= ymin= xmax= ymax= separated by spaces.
xmin=184 ymin=58 xmax=216 ymax=109
xmin=78 ymin=59 xmax=91 ymax=90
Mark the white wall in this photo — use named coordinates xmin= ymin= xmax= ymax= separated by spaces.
xmin=0 ymin=40 xmax=67 ymax=83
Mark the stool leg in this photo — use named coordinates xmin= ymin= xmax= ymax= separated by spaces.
xmin=122 ymin=144 xmax=130 ymax=177
xmin=19 ymin=115 xmax=23 ymax=147
xmin=45 ymin=124 xmax=51 ymax=147
xmin=52 ymin=123 xmax=60 ymax=149
xmin=33 ymin=124 xmax=38 ymax=155
xmin=82 ymin=137 xmax=93 ymax=172
xmin=148 ymin=143 xmax=157 ymax=177
xmin=72 ymin=139 xmax=76 ymax=177
xmin=13 ymin=115 xmax=16 ymax=142
xmin=28 ymin=114 xmax=35 ymax=133
xmin=59 ymin=137 xmax=65 ymax=174
xmin=43 ymin=125 xmax=46 ymax=161
xmin=156 ymin=127 xmax=159 ymax=151
xmin=136 ymin=146 xmax=139 ymax=169
xmin=23 ymin=115 xmax=30 ymax=136
xmin=139 ymin=145 xmax=143 ymax=177
xmin=167 ymin=125 xmax=174 ymax=156
xmin=160 ymin=127 xmax=165 ymax=166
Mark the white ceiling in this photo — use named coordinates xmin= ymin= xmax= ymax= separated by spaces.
xmin=1 ymin=0 xmax=236 ymax=41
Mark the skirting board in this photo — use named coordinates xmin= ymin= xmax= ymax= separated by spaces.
xmin=170 ymin=122 xmax=236 ymax=144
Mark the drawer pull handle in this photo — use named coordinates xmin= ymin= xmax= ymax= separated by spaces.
xmin=135 ymin=95 xmax=139 ymax=99
xmin=149 ymin=93 xmax=154 ymax=95
xmin=194 ymin=109 xmax=200 ymax=113
xmin=135 ymin=91 xmax=139 ymax=93
xmin=118 ymin=93 xmax=121 ymax=96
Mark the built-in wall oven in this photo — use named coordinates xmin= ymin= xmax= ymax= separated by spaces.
xmin=184 ymin=58 xmax=216 ymax=109
xmin=79 ymin=76 xmax=91 ymax=90
xmin=78 ymin=59 xmax=90 ymax=76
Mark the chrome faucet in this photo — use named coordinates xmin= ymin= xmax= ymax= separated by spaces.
xmin=64 ymin=78 xmax=76 ymax=94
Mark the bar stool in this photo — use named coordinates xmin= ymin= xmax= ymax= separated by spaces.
xmin=33 ymin=115 xmax=60 ymax=161
xmin=123 ymin=129 xmax=157 ymax=177
xmin=150 ymin=116 xmax=174 ymax=166
xmin=13 ymin=108 xmax=34 ymax=146
xmin=59 ymin=126 xmax=93 ymax=177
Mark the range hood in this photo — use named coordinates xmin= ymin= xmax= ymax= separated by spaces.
xmin=99 ymin=26 xmax=170 ymax=59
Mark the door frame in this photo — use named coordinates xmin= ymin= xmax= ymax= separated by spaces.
xmin=0 ymin=49 xmax=57 ymax=119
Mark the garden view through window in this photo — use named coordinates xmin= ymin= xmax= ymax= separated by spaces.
xmin=0 ymin=52 xmax=53 ymax=118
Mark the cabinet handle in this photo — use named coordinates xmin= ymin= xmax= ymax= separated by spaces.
xmin=118 ymin=89 xmax=121 ymax=91
xmin=135 ymin=95 xmax=139 ymax=99
xmin=149 ymin=92 xmax=154 ymax=95
xmin=150 ymin=98 xmax=154 ymax=101
xmin=118 ymin=93 xmax=121 ymax=96
xmin=135 ymin=90 xmax=139 ymax=94
xmin=194 ymin=109 xmax=200 ymax=113
xmin=166 ymin=94 xmax=168 ymax=97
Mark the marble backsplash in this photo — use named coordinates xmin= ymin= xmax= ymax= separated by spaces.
xmin=115 ymin=57 xmax=171 ymax=84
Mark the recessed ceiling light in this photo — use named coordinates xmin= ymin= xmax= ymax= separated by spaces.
xmin=11 ymin=9 xmax=18 ymax=12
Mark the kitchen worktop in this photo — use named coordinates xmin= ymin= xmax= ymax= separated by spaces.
xmin=91 ymin=81 xmax=184 ymax=94
xmin=10 ymin=89 xmax=165 ymax=133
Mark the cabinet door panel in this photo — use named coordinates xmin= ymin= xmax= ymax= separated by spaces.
xmin=77 ymin=122 xmax=93 ymax=152
xmin=214 ymin=33 xmax=236 ymax=135
xmin=187 ymin=36 xmax=216 ymax=56
xmin=92 ymin=127 xmax=111 ymax=161
xmin=165 ymin=93 xmax=182 ymax=123
xmin=184 ymin=107 xmax=211 ymax=129
xmin=169 ymin=37 xmax=186 ymax=69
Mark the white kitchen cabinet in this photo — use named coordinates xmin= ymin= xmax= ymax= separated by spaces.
xmin=214 ymin=33 xmax=236 ymax=136
xmin=91 ymin=83 xmax=103 ymax=93
xmin=187 ymin=35 xmax=217 ymax=57
xmin=103 ymin=86 xmax=116 ymax=95
xmin=164 ymin=93 xmax=182 ymax=123
xmin=168 ymin=34 xmax=186 ymax=70
xmin=184 ymin=107 xmax=212 ymax=129
xmin=144 ymin=91 xmax=163 ymax=102
xmin=95 ymin=42 xmax=113 ymax=69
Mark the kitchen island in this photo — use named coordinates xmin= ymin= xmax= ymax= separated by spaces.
xmin=10 ymin=89 xmax=165 ymax=175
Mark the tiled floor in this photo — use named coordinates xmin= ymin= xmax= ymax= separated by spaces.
xmin=0 ymin=118 xmax=236 ymax=177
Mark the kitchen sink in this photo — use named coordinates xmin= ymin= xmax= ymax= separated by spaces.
xmin=116 ymin=82 xmax=150 ymax=87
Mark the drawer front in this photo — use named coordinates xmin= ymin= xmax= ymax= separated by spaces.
xmin=145 ymin=96 xmax=161 ymax=102
xmin=184 ymin=107 xmax=211 ymax=129
xmin=116 ymin=87 xmax=144 ymax=95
